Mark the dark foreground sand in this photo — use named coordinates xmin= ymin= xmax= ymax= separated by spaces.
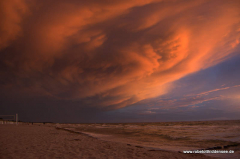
xmin=0 ymin=125 xmax=215 ymax=159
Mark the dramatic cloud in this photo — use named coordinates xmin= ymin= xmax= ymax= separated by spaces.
xmin=0 ymin=0 xmax=29 ymax=50
xmin=0 ymin=0 xmax=240 ymax=111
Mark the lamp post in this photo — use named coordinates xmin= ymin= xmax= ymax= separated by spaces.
xmin=16 ymin=114 xmax=18 ymax=125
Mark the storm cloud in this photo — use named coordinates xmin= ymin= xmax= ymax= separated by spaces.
xmin=0 ymin=0 xmax=240 ymax=113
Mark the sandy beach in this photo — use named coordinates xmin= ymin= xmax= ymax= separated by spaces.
xmin=0 ymin=124 xmax=215 ymax=159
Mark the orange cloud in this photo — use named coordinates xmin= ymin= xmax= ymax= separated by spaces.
xmin=190 ymin=85 xmax=240 ymax=96
xmin=0 ymin=0 xmax=240 ymax=110
xmin=0 ymin=0 xmax=29 ymax=50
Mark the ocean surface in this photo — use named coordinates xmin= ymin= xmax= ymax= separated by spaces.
xmin=58 ymin=120 xmax=240 ymax=159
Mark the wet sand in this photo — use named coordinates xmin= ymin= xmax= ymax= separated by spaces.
xmin=0 ymin=124 xmax=214 ymax=159
xmin=58 ymin=120 xmax=240 ymax=159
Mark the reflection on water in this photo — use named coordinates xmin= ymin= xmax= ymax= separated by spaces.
xmin=60 ymin=120 xmax=240 ymax=158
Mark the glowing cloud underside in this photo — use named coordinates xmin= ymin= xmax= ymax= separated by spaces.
xmin=0 ymin=0 xmax=240 ymax=109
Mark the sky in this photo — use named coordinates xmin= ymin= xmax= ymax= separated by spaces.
xmin=0 ymin=0 xmax=240 ymax=123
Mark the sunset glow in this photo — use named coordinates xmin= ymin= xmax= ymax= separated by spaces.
xmin=0 ymin=0 xmax=240 ymax=122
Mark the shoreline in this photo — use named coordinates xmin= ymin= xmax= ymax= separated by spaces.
xmin=59 ymin=127 xmax=240 ymax=159
xmin=0 ymin=124 xmax=216 ymax=159
xmin=55 ymin=122 xmax=240 ymax=159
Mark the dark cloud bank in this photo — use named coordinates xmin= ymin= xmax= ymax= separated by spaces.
xmin=0 ymin=0 xmax=240 ymax=122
